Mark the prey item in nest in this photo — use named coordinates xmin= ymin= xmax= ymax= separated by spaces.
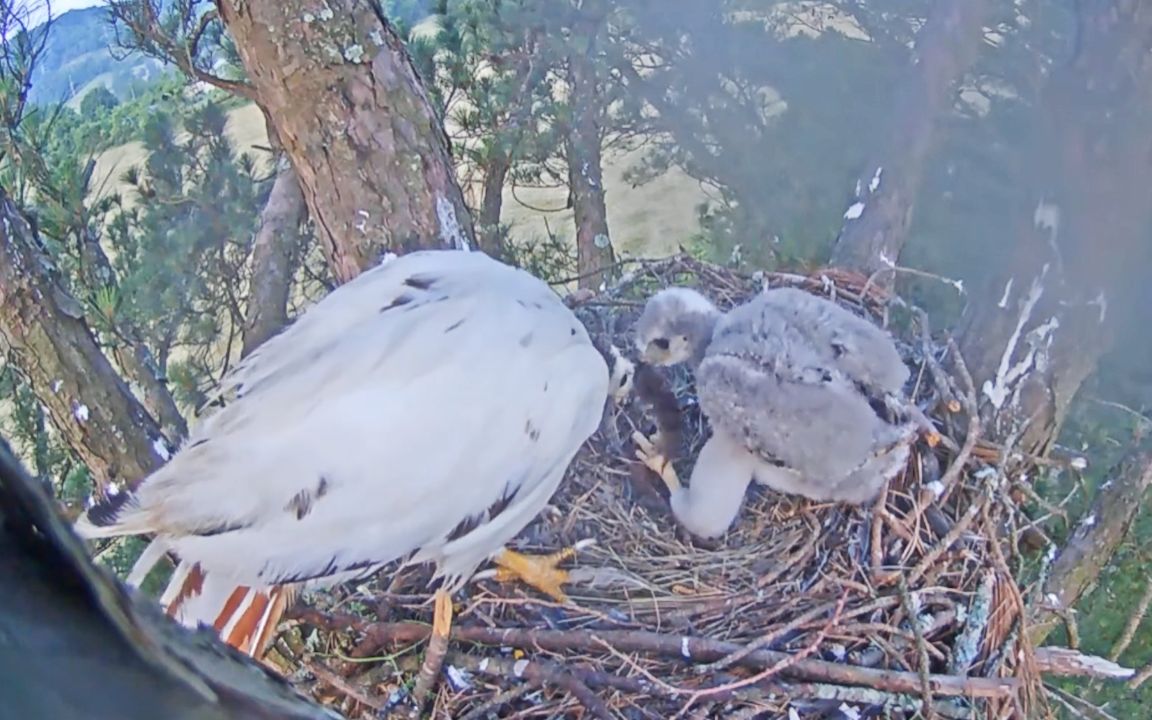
xmin=629 ymin=284 xmax=923 ymax=539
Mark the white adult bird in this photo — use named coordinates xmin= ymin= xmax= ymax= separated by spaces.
xmin=630 ymin=286 xmax=919 ymax=538
xmin=74 ymin=250 xmax=632 ymax=681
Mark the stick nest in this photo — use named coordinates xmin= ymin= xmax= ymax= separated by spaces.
xmin=272 ymin=255 xmax=1047 ymax=719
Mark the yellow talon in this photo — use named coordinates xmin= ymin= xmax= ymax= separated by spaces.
xmin=491 ymin=547 xmax=577 ymax=603
xmin=632 ymin=430 xmax=683 ymax=492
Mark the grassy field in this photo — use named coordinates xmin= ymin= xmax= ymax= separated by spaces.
xmin=89 ymin=102 xmax=708 ymax=259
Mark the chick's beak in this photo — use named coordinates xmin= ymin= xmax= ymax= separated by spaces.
xmin=640 ymin=342 xmax=665 ymax=365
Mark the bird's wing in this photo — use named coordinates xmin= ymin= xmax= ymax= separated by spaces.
xmin=755 ymin=288 xmax=910 ymax=396
xmin=696 ymin=346 xmax=888 ymax=491
xmin=81 ymin=250 xmax=609 ymax=586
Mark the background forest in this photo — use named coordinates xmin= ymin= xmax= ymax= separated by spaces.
xmin=1 ymin=0 xmax=1151 ymax=717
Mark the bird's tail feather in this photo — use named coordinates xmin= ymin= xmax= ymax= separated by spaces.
xmin=162 ymin=559 xmax=293 ymax=658
xmin=73 ymin=489 xmax=151 ymax=540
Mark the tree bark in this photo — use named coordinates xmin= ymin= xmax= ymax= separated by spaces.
xmin=565 ymin=0 xmax=615 ymax=290
xmin=477 ymin=153 xmax=510 ymax=257
xmin=214 ymin=0 xmax=475 ymax=283
xmin=242 ymin=154 xmax=305 ymax=358
xmin=960 ymin=0 xmax=1152 ymax=455
xmin=1029 ymin=449 xmax=1152 ymax=645
xmin=0 ymin=189 xmax=168 ymax=491
xmin=830 ymin=0 xmax=989 ymax=284
xmin=76 ymin=225 xmax=188 ymax=443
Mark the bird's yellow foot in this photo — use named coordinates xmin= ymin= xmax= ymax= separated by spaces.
xmin=632 ymin=430 xmax=683 ymax=492
xmin=491 ymin=546 xmax=587 ymax=603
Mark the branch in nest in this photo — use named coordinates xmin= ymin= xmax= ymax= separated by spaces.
xmin=302 ymin=615 xmax=1021 ymax=700
xmin=447 ymin=652 xmax=618 ymax=720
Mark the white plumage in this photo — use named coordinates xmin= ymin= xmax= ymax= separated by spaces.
xmin=76 ymin=249 xmax=614 ymax=657
xmin=632 ymin=286 xmax=918 ymax=538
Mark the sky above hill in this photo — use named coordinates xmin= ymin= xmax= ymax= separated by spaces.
xmin=17 ymin=0 xmax=100 ymax=29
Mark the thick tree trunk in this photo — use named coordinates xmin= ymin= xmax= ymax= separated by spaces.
xmin=960 ymin=0 xmax=1152 ymax=455
xmin=242 ymin=155 xmax=305 ymax=357
xmin=477 ymin=154 xmax=510 ymax=257
xmin=565 ymin=2 xmax=615 ymax=290
xmin=830 ymin=0 xmax=989 ymax=283
xmin=0 ymin=189 xmax=168 ymax=491
xmin=214 ymin=0 xmax=475 ymax=283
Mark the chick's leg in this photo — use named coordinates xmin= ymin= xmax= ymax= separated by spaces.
xmin=490 ymin=546 xmax=584 ymax=603
xmin=632 ymin=430 xmax=683 ymax=492
xmin=411 ymin=587 xmax=453 ymax=712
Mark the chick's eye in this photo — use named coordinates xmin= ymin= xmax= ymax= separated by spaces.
xmin=652 ymin=338 xmax=670 ymax=350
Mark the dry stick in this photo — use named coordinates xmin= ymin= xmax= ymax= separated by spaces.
xmin=906 ymin=490 xmax=989 ymax=587
xmin=697 ymin=594 xmax=846 ymax=674
xmin=672 ymin=594 xmax=849 ymax=718
xmin=459 ymin=652 xmax=970 ymax=718
xmin=1110 ymin=570 xmax=1152 ymax=661
xmin=935 ymin=338 xmax=982 ymax=501
xmin=455 ymin=683 xmax=537 ymax=720
xmin=1043 ymin=682 xmax=1123 ymax=720
xmin=871 ymin=481 xmax=888 ymax=576
xmin=446 ymin=653 xmax=614 ymax=720
xmin=348 ymin=622 xmax=1018 ymax=699
xmin=305 ymin=659 xmax=388 ymax=712
xmin=898 ymin=578 xmax=938 ymax=720
xmin=983 ymin=502 xmax=1045 ymax=717
xmin=1129 ymin=661 xmax=1152 ymax=690
xmin=1032 ymin=647 xmax=1135 ymax=680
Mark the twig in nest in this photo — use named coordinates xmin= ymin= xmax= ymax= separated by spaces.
xmin=935 ymin=337 xmax=981 ymax=500
xmin=697 ymin=594 xmax=846 ymax=674
xmin=906 ymin=489 xmax=988 ymax=587
xmin=456 ymin=683 xmax=537 ymax=720
xmin=983 ymin=502 xmax=1045 ymax=716
xmin=447 ymin=652 xmax=615 ymax=720
xmin=670 ymin=594 xmax=848 ymax=718
xmin=305 ymin=658 xmax=387 ymax=712
xmin=341 ymin=619 xmax=1019 ymax=699
xmin=899 ymin=578 xmax=937 ymax=720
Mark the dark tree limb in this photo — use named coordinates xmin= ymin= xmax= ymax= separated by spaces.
xmin=0 ymin=188 xmax=168 ymax=491
xmin=961 ymin=0 xmax=1152 ymax=455
xmin=1029 ymin=449 xmax=1152 ymax=645
xmin=242 ymin=154 xmax=305 ymax=358
xmin=75 ymin=225 xmax=188 ymax=443
xmin=215 ymin=0 xmax=475 ymax=283
xmin=830 ymin=0 xmax=990 ymax=284
xmin=107 ymin=1 xmax=258 ymax=100
xmin=564 ymin=0 xmax=615 ymax=290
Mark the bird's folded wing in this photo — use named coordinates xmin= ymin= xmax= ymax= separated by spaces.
xmin=758 ymin=288 xmax=910 ymax=396
xmin=96 ymin=251 xmax=609 ymax=584
xmin=697 ymin=353 xmax=882 ymax=486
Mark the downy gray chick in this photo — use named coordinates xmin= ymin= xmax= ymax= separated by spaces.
xmin=632 ymin=286 xmax=917 ymax=539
